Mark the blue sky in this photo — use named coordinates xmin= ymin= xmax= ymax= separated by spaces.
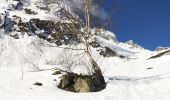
xmin=104 ymin=0 xmax=170 ymax=50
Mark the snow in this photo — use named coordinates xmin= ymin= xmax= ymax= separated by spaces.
xmin=0 ymin=0 xmax=170 ymax=100
xmin=1 ymin=29 xmax=170 ymax=100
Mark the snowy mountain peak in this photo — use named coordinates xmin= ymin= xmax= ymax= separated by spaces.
xmin=125 ymin=40 xmax=143 ymax=49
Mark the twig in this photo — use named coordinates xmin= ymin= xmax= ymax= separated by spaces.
xmin=68 ymin=52 xmax=86 ymax=68
xmin=28 ymin=67 xmax=69 ymax=73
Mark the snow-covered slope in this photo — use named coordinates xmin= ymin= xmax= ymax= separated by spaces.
xmin=0 ymin=1 xmax=170 ymax=100
xmin=1 ymin=28 xmax=170 ymax=100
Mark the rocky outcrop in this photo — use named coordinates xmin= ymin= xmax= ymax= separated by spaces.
xmin=28 ymin=18 xmax=82 ymax=45
xmin=0 ymin=0 xmax=83 ymax=45
xmin=58 ymin=73 xmax=106 ymax=92
xmin=7 ymin=15 xmax=30 ymax=38
xmin=2 ymin=13 xmax=82 ymax=44
xmin=99 ymin=47 xmax=117 ymax=57
xmin=89 ymin=41 xmax=100 ymax=48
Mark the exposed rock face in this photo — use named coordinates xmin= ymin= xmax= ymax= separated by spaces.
xmin=99 ymin=47 xmax=117 ymax=57
xmin=0 ymin=0 xmax=83 ymax=45
xmin=28 ymin=18 xmax=82 ymax=45
xmin=6 ymin=15 xmax=30 ymax=38
xmin=58 ymin=73 xmax=106 ymax=92
xmin=89 ymin=41 xmax=100 ymax=48
xmin=2 ymin=14 xmax=82 ymax=44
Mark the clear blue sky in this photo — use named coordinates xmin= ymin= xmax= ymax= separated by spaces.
xmin=104 ymin=0 xmax=170 ymax=50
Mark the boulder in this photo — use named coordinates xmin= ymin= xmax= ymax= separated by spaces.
xmin=33 ymin=82 xmax=43 ymax=86
xmin=58 ymin=73 xmax=106 ymax=92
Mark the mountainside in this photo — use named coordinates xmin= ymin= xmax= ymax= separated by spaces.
xmin=0 ymin=0 xmax=170 ymax=100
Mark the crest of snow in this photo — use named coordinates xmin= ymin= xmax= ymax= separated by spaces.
xmin=91 ymin=28 xmax=118 ymax=42
xmin=155 ymin=46 xmax=170 ymax=51
xmin=126 ymin=40 xmax=143 ymax=49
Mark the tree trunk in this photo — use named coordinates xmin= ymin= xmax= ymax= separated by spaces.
xmin=84 ymin=0 xmax=102 ymax=75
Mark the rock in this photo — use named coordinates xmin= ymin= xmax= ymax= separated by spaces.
xmin=33 ymin=82 xmax=43 ymax=86
xmin=148 ymin=50 xmax=170 ymax=59
xmin=89 ymin=41 xmax=100 ymax=48
xmin=74 ymin=77 xmax=90 ymax=92
xmin=12 ymin=15 xmax=29 ymax=33
xmin=10 ymin=34 xmax=19 ymax=39
xmin=24 ymin=8 xmax=38 ymax=15
xmin=147 ymin=67 xmax=153 ymax=70
xmin=28 ymin=18 xmax=81 ymax=45
xmin=119 ymin=55 xmax=126 ymax=58
xmin=59 ymin=73 xmax=75 ymax=88
xmin=12 ymin=15 xmax=21 ymax=25
xmin=52 ymin=70 xmax=62 ymax=75
xmin=58 ymin=73 xmax=106 ymax=92
xmin=99 ymin=47 xmax=117 ymax=57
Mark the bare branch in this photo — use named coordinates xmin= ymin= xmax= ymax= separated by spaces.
xmin=68 ymin=52 xmax=86 ymax=68
xmin=45 ymin=44 xmax=85 ymax=51
xmin=28 ymin=66 xmax=69 ymax=73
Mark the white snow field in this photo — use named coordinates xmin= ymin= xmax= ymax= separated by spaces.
xmin=0 ymin=29 xmax=170 ymax=100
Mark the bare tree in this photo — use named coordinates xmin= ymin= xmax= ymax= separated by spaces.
xmin=45 ymin=0 xmax=104 ymax=75
xmin=83 ymin=0 xmax=102 ymax=75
